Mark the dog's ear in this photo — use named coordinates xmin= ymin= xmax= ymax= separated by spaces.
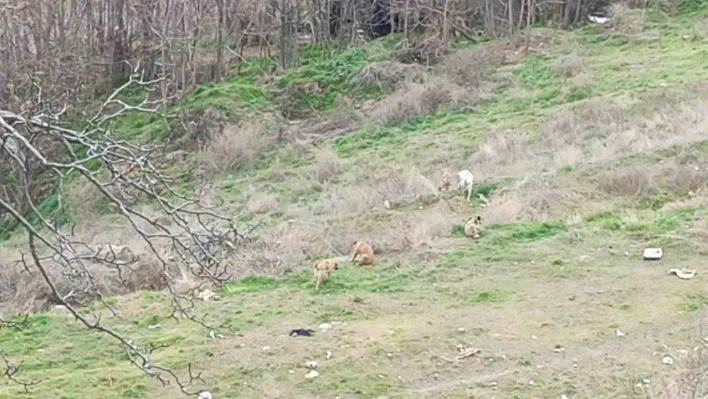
xmin=476 ymin=215 xmax=482 ymax=224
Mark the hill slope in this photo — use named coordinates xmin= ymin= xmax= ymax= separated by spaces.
xmin=3 ymin=5 xmax=708 ymax=399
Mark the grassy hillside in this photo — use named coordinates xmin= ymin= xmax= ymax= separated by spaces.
xmin=3 ymin=4 xmax=708 ymax=398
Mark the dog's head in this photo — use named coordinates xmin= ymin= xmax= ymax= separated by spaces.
xmin=475 ymin=215 xmax=482 ymax=225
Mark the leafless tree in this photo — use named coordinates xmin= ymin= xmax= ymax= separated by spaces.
xmin=0 ymin=64 xmax=246 ymax=396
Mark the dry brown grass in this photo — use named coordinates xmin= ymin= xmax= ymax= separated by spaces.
xmin=440 ymin=45 xmax=506 ymax=87
xmin=480 ymin=176 xmax=598 ymax=224
xmin=311 ymin=147 xmax=343 ymax=184
xmin=198 ymin=119 xmax=278 ymax=171
xmin=0 ymin=252 xmax=176 ymax=314
xmin=353 ymin=61 xmax=427 ymax=88
xmin=246 ymin=191 xmax=279 ymax=214
xmin=551 ymin=54 xmax=588 ymax=78
xmin=371 ymin=76 xmax=488 ymax=124
xmin=468 ymin=129 xmax=544 ymax=180
xmin=597 ymin=166 xmax=657 ymax=197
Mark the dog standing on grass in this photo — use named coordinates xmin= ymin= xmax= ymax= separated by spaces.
xmin=314 ymin=259 xmax=339 ymax=290
xmin=456 ymin=170 xmax=475 ymax=201
xmin=350 ymin=241 xmax=374 ymax=266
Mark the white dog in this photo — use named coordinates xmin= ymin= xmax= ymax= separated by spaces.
xmin=456 ymin=170 xmax=474 ymax=201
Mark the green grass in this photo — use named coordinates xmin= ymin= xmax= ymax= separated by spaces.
xmin=8 ymin=5 xmax=708 ymax=398
xmin=485 ymin=222 xmax=568 ymax=244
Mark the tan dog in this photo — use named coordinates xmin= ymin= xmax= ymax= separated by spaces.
xmin=464 ymin=215 xmax=482 ymax=238
xmin=313 ymin=259 xmax=338 ymax=290
xmin=351 ymin=241 xmax=374 ymax=266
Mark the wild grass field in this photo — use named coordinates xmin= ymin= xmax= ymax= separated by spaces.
xmin=3 ymin=3 xmax=708 ymax=399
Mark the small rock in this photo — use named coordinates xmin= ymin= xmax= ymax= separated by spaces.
xmin=305 ymin=370 xmax=320 ymax=379
xmin=262 ymin=346 xmax=270 ymax=352
xmin=306 ymin=360 xmax=318 ymax=370
xmin=531 ymin=335 xmax=538 ymax=340
xmin=216 ymin=334 xmax=224 ymax=339
xmin=387 ymin=353 xmax=393 ymax=358
xmin=434 ymin=373 xmax=439 ymax=380
xmin=198 ymin=391 xmax=213 ymax=399
xmin=662 ymin=355 xmax=674 ymax=365
xmin=529 ymin=380 xmax=535 ymax=385
xmin=561 ymin=395 xmax=568 ymax=399
xmin=489 ymin=382 xmax=498 ymax=387
xmin=239 ymin=343 xmax=246 ymax=347
xmin=288 ymin=370 xmax=295 ymax=374
xmin=568 ymin=295 xmax=576 ymax=301
xmin=148 ymin=324 xmax=161 ymax=330
xmin=457 ymin=327 xmax=466 ymax=332
xmin=553 ymin=347 xmax=565 ymax=353
xmin=643 ymin=378 xmax=650 ymax=384
xmin=319 ymin=322 xmax=332 ymax=331
xmin=326 ymin=350 xmax=332 ymax=360
xmin=616 ymin=329 xmax=625 ymax=337
xmin=209 ymin=331 xmax=216 ymax=339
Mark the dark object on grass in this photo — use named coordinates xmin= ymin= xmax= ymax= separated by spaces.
xmin=290 ymin=328 xmax=315 ymax=337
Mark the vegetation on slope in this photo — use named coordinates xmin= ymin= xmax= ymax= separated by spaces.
xmin=4 ymin=2 xmax=708 ymax=398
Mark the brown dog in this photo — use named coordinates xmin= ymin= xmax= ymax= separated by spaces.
xmin=350 ymin=241 xmax=374 ymax=266
xmin=313 ymin=259 xmax=338 ymax=290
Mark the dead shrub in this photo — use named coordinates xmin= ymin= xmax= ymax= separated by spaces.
xmin=607 ymin=4 xmax=644 ymax=33
xmin=552 ymin=54 xmax=588 ymax=78
xmin=353 ymin=61 xmax=427 ymax=88
xmin=468 ymin=129 xmax=543 ymax=180
xmin=371 ymin=76 xmax=484 ymax=124
xmin=664 ymin=164 xmax=708 ymax=195
xmin=246 ymin=192 xmax=279 ymax=214
xmin=377 ymin=167 xmax=439 ymax=202
xmin=0 ymin=254 xmax=179 ymax=314
xmin=440 ymin=45 xmax=506 ymax=87
xmin=198 ymin=119 xmax=278 ymax=171
xmin=277 ymin=82 xmax=323 ymax=119
xmin=395 ymin=38 xmax=448 ymax=65
xmin=597 ymin=167 xmax=657 ymax=197
xmin=481 ymin=177 xmax=587 ymax=224
xmin=312 ymin=147 xmax=343 ymax=184
xmin=288 ymin=110 xmax=363 ymax=140
xmin=174 ymin=107 xmax=231 ymax=150
xmin=314 ymin=184 xmax=382 ymax=216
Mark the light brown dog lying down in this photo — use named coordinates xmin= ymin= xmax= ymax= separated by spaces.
xmin=350 ymin=241 xmax=374 ymax=265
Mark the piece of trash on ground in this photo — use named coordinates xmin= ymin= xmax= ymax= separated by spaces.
xmin=663 ymin=355 xmax=674 ymax=365
xmin=616 ymin=329 xmax=626 ymax=337
xmin=306 ymin=360 xmax=318 ymax=370
xmin=290 ymin=328 xmax=315 ymax=337
xmin=326 ymin=350 xmax=332 ymax=360
xmin=305 ymin=370 xmax=319 ymax=379
xmin=455 ymin=347 xmax=481 ymax=360
xmin=319 ymin=322 xmax=332 ymax=331
xmin=643 ymin=248 xmax=663 ymax=260
xmin=667 ymin=269 xmax=696 ymax=280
